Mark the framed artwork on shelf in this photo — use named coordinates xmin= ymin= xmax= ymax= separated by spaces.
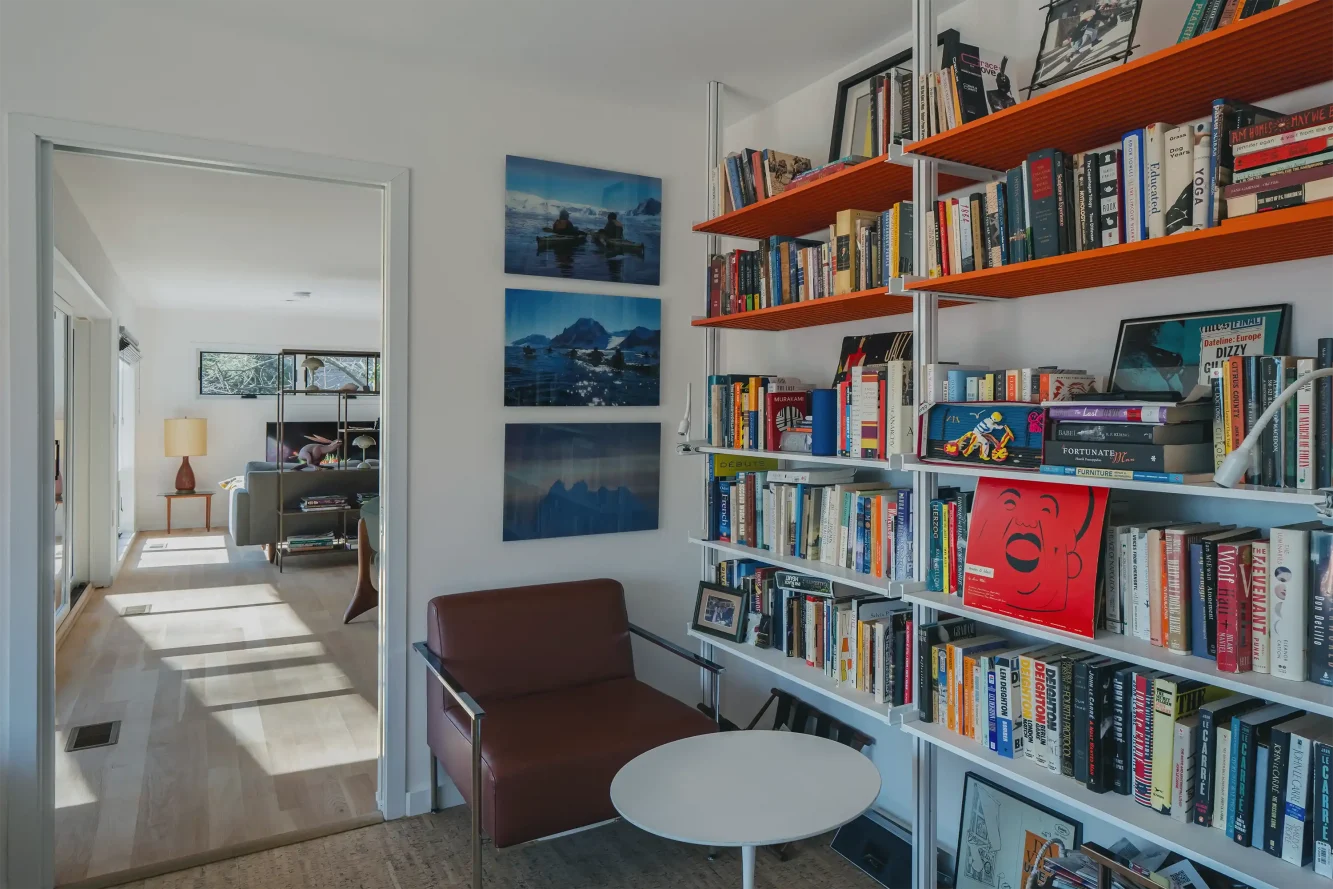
xmin=1107 ymin=304 xmax=1291 ymax=400
xmin=954 ymin=771 xmax=1082 ymax=889
xmin=502 ymin=422 xmax=660 ymax=541
xmin=690 ymin=581 xmax=747 ymax=643
xmin=1025 ymin=0 xmax=1144 ymax=99
xmin=828 ymin=48 xmax=912 ymax=162
xmin=504 ymin=156 xmax=661 ymax=286
xmin=503 ymin=288 xmax=660 ymax=407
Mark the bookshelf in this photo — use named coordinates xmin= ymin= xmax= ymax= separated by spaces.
xmin=689 ymin=4 xmax=1333 ymax=887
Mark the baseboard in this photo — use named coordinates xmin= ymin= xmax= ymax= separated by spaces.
xmin=405 ymin=780 xmax=464 ymax=817
xmin=55 ymin=583 xmax=98 ymax=652
xmin=56 ymin=812 xmax=383 ymax=889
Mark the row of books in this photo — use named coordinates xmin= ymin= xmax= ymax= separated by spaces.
xmin=711 ymin=148 xmax=814 ymax=217
xmin=835 ymin=359 xmax=914 ymax=459
xmin=924 ymin=362 xmax=1098 ymax=404
xmin=919 ymin=30 xmax=1019 ymax=140
xmin=284 ymin=531 xmax=339 ymax=552
xmin=1221 ymin=102 xmax=1332 ymax=218
xmin=723 ymin=567 xmax=916 ymax=707
xmin=1103 ymin=520 xmax=1332 ymax=686
xmin=1178 ymin=0 xmax=1288 ymax=43
xmin=712 ymin=465 xmax=915 ymax=582
xmin=919 ymin=616 xmax=1329 ymax=872
xmin=1210 ymin=343 xmax=1333 ymax=489
xmin=926 ymin=489 xmax=972 ymax=594
xmin=705 ymin=375 xmax=812 ymax=452
xmin=299 ymin=494 xmax=348 ymax=512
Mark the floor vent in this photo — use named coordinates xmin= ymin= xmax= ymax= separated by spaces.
xmin=122 ymin=604 xmax=152 ymax=615
xmin=66 ymin=721 xmax=121 ymax=752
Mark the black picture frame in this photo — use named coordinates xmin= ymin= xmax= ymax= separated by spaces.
xmin=1025 ymin=0 xmax=1143 ymax=100
xmin=828 ymin=48 xmax=913 ymax=163
xmin=953 ymin=771 xmax=1082 ymax=889
xmin=691 ymin=581 xmax=747 ymax=642
xmin=1106 ymin=303 xmax=1291 ymax=400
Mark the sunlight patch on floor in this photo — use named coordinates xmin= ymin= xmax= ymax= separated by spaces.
xmin=55 ymin=744 xmax=100 ymax=809
xmin=137 ymin=548 xmax=230 ymax=568
xmin=108 ymin=583 xmax=282 ymax=613
xmin=185 ymin=661 xmax=352 ymax=708
xmin=211 ymin=693 xmax=378 ymax=775
xmin=141 ymin=535 xmax=227 ymax=551
xmin=160 ymin=639 xmax=327 ymax=672
xmin=120 ymin=601 xmax=315 ymax=650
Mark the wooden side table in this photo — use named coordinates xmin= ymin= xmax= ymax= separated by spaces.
xmin=161 ymin=491 xmax=214 ymax=534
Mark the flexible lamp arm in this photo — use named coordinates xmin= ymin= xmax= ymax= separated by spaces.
xmin=1215 ymin=366 xmax=1333 ymax=488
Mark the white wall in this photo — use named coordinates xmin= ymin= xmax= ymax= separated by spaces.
xmin=721 ymin=0 xmax=1333 ymax=852
xmin=134 ymin=306 xmax=382 ymax=531
xmin=0 ymin=1 xmax=707 ymax=814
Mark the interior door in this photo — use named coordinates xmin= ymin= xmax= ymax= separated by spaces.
xmin=53 ymin=306 xmax=72 ymax=617
xmin=118 ymin=357 xmax=136 ymax=536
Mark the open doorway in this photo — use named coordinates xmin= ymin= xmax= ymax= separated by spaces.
xmin=2 ymin=118 xmax=409 ymax=889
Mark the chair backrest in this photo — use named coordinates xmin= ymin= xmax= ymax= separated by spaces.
xmin=426 ymin=579 xmax=634 ymax=705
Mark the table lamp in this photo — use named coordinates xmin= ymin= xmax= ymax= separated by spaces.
xmin=164 ymin=417 xmax=207 ymax=493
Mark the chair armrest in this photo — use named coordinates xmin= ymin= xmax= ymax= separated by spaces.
xmin=412 ymin=641 xmax=485 ymax=719
xmin=629 ymin=623 xmax=724 ymax=674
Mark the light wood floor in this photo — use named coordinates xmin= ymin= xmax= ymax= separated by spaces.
xmin=56 ymin=531 xmax=379 ymax=887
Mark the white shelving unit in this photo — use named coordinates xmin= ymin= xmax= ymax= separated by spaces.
xmin=686 ymin=443 xmax=908 ymax=472
xmin=689 ymin=535 xmax=892 ymax=595
xmin=686 ymin=626 xmax=914 ymax=727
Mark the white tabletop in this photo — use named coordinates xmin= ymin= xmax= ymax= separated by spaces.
xmin=610 ymin=730 xmax=881 ymax=848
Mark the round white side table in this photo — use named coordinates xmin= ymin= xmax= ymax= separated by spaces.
xmin=610 ymin=730 xmax=881 ymax=889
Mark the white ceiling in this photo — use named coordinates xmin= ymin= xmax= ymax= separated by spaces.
xmin=53 ymin=151 xmax=382 ymax=317
xmin=146 ymin=0 xmax=944 ymax=114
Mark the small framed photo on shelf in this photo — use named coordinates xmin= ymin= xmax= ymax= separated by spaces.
xmin=828 ymin=48 xmax=912 ymax=162
xmin=691 ymin=581 xmax=747 ymax=643
xmin=954 ymin=771 xmax=1082 ymax=889
xmin=1026 ymin=0 xmax=1144 ymax=99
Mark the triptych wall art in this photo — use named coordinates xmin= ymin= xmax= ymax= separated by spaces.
xmin=501 ymin=156 xmax=663 ymax=541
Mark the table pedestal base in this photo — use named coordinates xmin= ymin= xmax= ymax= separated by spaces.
xmin=742 ymin=844 xmax=755 ymax=889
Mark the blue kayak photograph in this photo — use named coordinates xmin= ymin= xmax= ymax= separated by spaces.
xmin=504 ymin=155 xmax=661 ymax=285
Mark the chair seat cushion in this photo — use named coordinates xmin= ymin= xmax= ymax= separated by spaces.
xmin=434 ymin=677 xmax=715 ymax=847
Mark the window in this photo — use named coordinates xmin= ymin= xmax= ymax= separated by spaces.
xmin=300 ymin=354 xmax=379 ymax=392
xmin=198 ymin=351 xmax=293 ymax=396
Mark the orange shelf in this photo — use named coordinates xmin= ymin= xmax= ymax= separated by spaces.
xmin=907 ymin=0 xmax=1333 ymax=171
xmin=904 ymin=202 xmax=1333 ymax=299
xmin=693 ymin=288 xmax=969 ymax=331
xmin=693 ymin=156 xmax=973 ymax=239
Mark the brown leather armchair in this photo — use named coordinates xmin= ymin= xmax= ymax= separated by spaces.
xmin=414 ymin=579 xmax=723 ymax=888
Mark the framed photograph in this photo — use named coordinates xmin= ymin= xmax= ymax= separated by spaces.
xmin=954 ymin=771 xmax=1082 ymax=889
xmin=504 ymin=288 xmax=660 ymax=407
xmin=1107 ymin=304 xmax=1291 ymax=401
xmin=1026 ymin=0 xmax=1143 ymax=99
xmin=504 ymin=156 xmax=661 ymax=286
xmin=691 ymin=581 xmax=747 ymax=642
xmin=502 ymin=422 xmax=659 ymax=541
xmin=828 ymin=48 xmax=912 ymax=163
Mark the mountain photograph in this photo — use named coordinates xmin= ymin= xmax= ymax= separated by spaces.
xmin=504 ymin=288 xmax=660 ymax=407
xmin=503 ymin=423 xmax=660 ymax=541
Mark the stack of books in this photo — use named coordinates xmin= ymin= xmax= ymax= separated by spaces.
xmin=785 ymin=155 xmax=869 ymax=189
xmin=299 ymin=494 xmax=348 ymax=512
xmin=1178 ymin=0 xmax=1290 ymax=43
xmin=926 ymin=488 xmax=973 ymax=594
xmin=924 ymin=362 xmax=1098 ymax=403
xmin=714 ymin=466 xmax=914 ymax=583
xmin=285 ymin=531 xmax=338 ymax=552
xmin=718 ymin=566 xmax=917 ymax=707
xmin=711 ymin=148 xmax=814 ymax=217
xmin=1040 ymin=401 xmax=1217 ymax=483
xmin=1224 ymin=103 xmax=1333 ymax=219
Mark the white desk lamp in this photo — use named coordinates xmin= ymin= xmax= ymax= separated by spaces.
xmin=1214 ymin=366 xmax=1333 ymax=488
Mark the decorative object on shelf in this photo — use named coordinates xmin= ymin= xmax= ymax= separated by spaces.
xmin=502 ymin=422 xmax=660 ymax=541
xmin=963 ymin=478 xmax=1109 ymax=638
xmin=503 ymin=288 xmax=661 ymax=407
xmin=352 ymin=434 xmax=376 ymax=468
xmin=828 ymin=48 xmax=912 ymax=161
xmin=339 ymin=382 xmax=358 ymax=392
xmin=295 ymin=434 xmax=340 ymax=469
xmin=163 ymin=417 xmax=207 ymax=493
xmin=955 ymin=771 xmax=1082 ymax=889
xmin=504 ymin=155 xmax=661 ymax=286
xmin=1108 ymin=304 xmax=1290 ymax=400
xmin=924 ymin=402 xmax=1045 ymax=468
xmin=1026 ymin=0 xmax=1144 ymax=100
xmin=265 ymin=420 xmax=378 ymax=465
xmin=300 ymin=355 xmax=324 ymax=388
xmin=690 ymin=581 xmax=747 ymax=643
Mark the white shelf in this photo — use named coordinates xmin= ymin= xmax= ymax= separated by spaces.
xmin=689 ymin=535 xmax=894 ymax=595
xmin=687 ymin=626 xmax=914 ymax=728
xmin=903 ymin=587 xmax=1333 ymax=717
xmin=899 ymin=456 xmax=1330 ymax=506
xmin=684 ymin=443 xmax=908 ymax=472
xmin=903 ymin=720 xmax=1324 ymax=889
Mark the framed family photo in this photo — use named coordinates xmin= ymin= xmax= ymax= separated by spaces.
xmin=691 ymin=582 xmax=746 ymax=642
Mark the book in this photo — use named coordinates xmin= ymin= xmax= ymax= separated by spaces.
xmin=1315 ymin=740 xmax=1333 ymax=877
xmin=916 ymin=617 xmax=978 ymax=723
xmin=1313 ymin=528 xmax=1333 ymax=686
xmin=1085 ymin=657 xmax=1122 ymax=794
xmin=1132 ymin=670 xmax=1165 ymax=807
xmin=1027 ymin=148 xmax=1061 ymax=260
xmin=1163 ymin=125 xmax=1196 ymax=235
xmin=1004 ymin=169 xmax=1026 ymax=264
xmin=1045 ymin=403 xmax=1212 ymax=423
xmin=1195 ymin=693 xmax=1263 ymax=826
xmin=1143 ymin=122 xmax=1171 ymax=239
xmin=1284 ymin=719 xmax=1333 ymax=865
xmin=1215 ymin=540 xmax=1254 ymax=673
xmin=834 ymin=209 xmax=880 ymax=295
xmin=1214 ymin=723 xmax=1233 ymax=832
xmin=1251 ymin=539 xmax=1271 ymax=674
xmin=1321 ymin=338 xmax=1333 ymax=490
xmin=1038 ymin=465 xmax=1213 ymax=485
xmin=1052 ymin=421 xmax=1207 ymax=444
xmin=1151 ymin=678 xmax=1215 ymax=813
xmin=1235 ymin=132 xmax=1333 ymax=173
xmin=1232 ymin=102 xmax=1333 ymax=146
xmin=1122 ymin=129 xmax=1145 ymax=242
xmin=1111 ymin=665 xmax=1135 ymax=795
xmin=1044 ymin=441 xmax=1214 ymax=474
xmin=1172 ymin=713 xmax=1200 ymax=822
xmin=1226 ymin=174 xmax=1333 ymax=217
xmin=1270 ymin=522 xmax=1322 ymax=680
xmin=1097 ymin=149 xmax=1123 ymax=246
xmin=1232 ymin=702 xmax=1304 ymax=842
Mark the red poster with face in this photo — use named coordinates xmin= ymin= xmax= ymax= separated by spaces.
xmin=962 ymin=478 xmax=1109 ymax=638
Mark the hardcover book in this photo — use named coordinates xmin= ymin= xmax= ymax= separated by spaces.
xmin=1027 ymin=148 xmax=1061 ymax=260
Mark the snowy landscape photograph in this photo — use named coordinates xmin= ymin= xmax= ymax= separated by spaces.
xmin=502 ymin=423 xmax=660 ymax=541
xmin=504 ymin=156 xmax=662 ymax=285
xmin=504 ymin=288 xmax=660 ymax=407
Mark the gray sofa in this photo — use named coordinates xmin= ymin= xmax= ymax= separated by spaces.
xmin=228 ymin=461 xmax=379 ymax=547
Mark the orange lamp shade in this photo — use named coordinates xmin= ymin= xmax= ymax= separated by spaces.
xmin=164 ymin=418 xmax=207 ymax=457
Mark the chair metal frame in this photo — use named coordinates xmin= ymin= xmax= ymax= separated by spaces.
xmin=413 ymin=623 xmax=724 ymax=889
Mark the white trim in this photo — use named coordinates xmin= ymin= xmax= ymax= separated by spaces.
xmin=2 ymin=114 xmax=410 ymax=889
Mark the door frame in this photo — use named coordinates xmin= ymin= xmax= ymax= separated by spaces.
xmin=2 ymin=115 xmax=411 ymax=889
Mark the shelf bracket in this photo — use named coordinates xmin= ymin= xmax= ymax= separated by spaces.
xmin=887 ymin=277 xmax=1006 ymax=303
xmin=889 ymin=143 xmax=1004 ymax=182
